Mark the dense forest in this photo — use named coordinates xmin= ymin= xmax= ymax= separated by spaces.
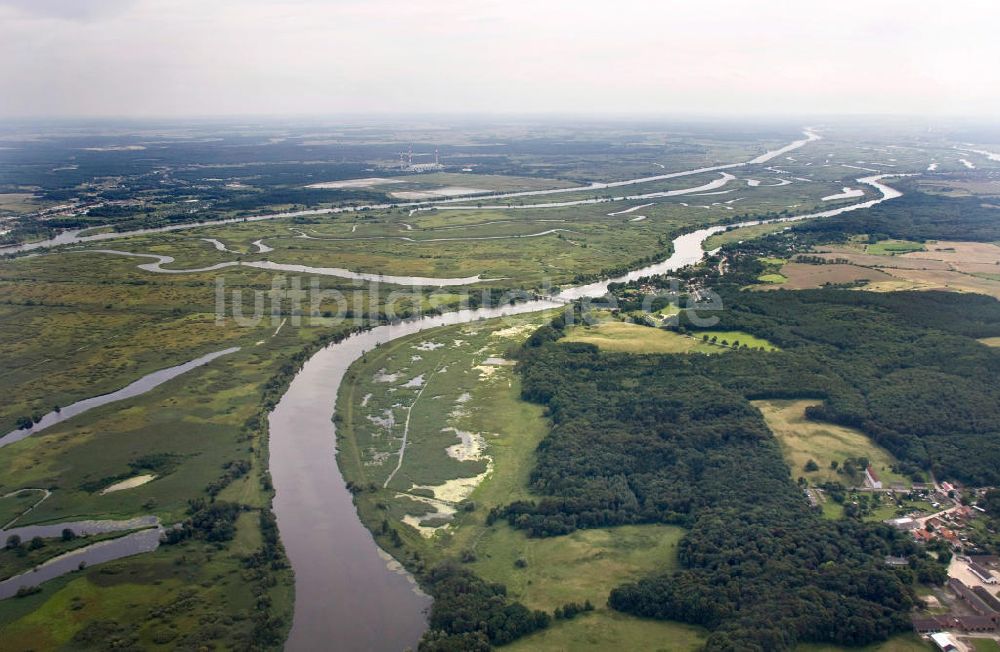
xmin=489 ymin=190 xmax=1000 ymax=648
xmin=501 ymin=335 xmax=931 ymax=650
xmin=792 ymin=188 xmax=1000 ymax=243
xmin=418 ymin=565 xmax=550 ymax=651
xmin=694 ymin=289 xmax=1000 ymax=485
xmin=696 ymin=189 xmax=1000 ymax=484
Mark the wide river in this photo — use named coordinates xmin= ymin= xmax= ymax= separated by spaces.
xmin=268 ymin=172 xmax=903 ymax=651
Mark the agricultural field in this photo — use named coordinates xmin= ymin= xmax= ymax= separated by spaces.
xmin=756 ymin=261 xmax=894 ymax=290
xmin=796 ymin=240 xmax=1000 ymax=298
xmin=864 ymin=240 xmax=926 ymax=256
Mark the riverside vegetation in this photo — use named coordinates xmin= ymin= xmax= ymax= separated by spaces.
xmin=339 ymin=186 xmax=1000 ymax=651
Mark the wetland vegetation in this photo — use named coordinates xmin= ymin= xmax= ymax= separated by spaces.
xmin=2 ymin=117 xmax=999 ymax=651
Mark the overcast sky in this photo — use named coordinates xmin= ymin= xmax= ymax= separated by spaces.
xmin=1 ymin=0 xmax=997 ymax=119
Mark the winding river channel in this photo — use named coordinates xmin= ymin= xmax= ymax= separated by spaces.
xmin=0 ymin=347 xmax=241 ymax=449
xmin=269 ymin=172 xmax=903 ymax=651
xmin=0 ymin=130 xmax=909 ymax=649
xmin=0 ymin=131 xmax=818 ymax=257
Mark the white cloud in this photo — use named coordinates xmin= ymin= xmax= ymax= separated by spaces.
xmin=0 ymin=0 xmax=137 ymax=20
xmin=0 ymin=0 xmax=997 ymax=117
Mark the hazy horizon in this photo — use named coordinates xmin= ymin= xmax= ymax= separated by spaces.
xmin=2 ymin=0 xmax=999 ymax=119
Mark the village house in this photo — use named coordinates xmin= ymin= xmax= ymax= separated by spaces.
xmin=864 ymin=465 xmax=883 ymax=490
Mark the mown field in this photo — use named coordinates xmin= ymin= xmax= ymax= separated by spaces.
xmin=754 ymin=399 xmax=911 ymax=487
xmin=561 ymin=320 xmax=778 ymax=354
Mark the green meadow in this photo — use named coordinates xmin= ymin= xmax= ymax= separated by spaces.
xmin=336 ymin=314 xmax=717 ymax=646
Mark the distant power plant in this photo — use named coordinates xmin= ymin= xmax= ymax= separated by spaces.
xmin=396 ymin=145 xmax=444 ymax=171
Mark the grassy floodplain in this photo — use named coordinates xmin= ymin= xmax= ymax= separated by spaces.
xmin=0 ymin=122 xmax=976 ymax=650
xmin=336 ymin=314 xmax=715 ymax=647
xmin=37 ymin=162 xmax=883 ymax=295
xmin=0 ymin=235 xmax=408 ymax=648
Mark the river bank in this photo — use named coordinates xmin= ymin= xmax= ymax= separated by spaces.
xmin=267 ymin=171 xmax=904 ymax=651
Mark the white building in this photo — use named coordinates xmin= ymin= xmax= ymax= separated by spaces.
xmin=865 ymin=465 xmax=883 ymax=490
xmin=886 ymin=517 xmax=917 ymax=530
xmin=929 ymin=632 xmax=958 ymax=652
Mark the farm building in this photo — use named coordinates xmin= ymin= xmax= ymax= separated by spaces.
xmin=973 ymin=585 xmax=1000 ymax=612
xmin=971 ymin=562 xmax=998 ymax=584
xmin=953 ymin=615 xmax=997 ymax=632
xmin=930 ymin=632 xmax=959 ymax=651
xmin=948 ymin=578 xmax=1000 ymax=621
xmin=887 ymin=516 xmax=917 ymax=530
xmin=913 ymin=613 xmax=997 ymax=634
xmin=912 ymin=615 xmax=948 ymax=633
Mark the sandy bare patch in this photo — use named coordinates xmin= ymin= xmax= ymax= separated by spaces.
xmin=390 ymin=186 xmax=488 ymax=200
xmin=402 ymin=374 xmax=425 ymax=388
xmin=400 ymin=494 xmax=458 ymax=538
xmin=100 ymin=474 xmax=156 ymax=494
xmin=305 ymin=177 xmax=402 ymax=189
xmin=482 ymin=357 xmax=516 ymax=366
xmin=473 ymin=365 xmax=498 ymax=379
xmin=442 ymin=427 xmax=487 ymax=462
xmin=822 ymin=187 xmax=864 ymax=201
xmin=374 ymin=369 xmax=401 ymax=383
xmin=491 ymin=323 xmax=538 ymax=339
xmin=367 ymin=409 xmax=396 ymax=431
xmin=414 ymin=341 xmax=444 ymax=351
xmin=420 ymin=466 xmax=491 ymax=503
